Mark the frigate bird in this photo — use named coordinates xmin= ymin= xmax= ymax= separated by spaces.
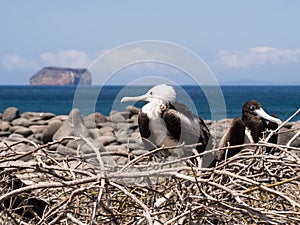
xmin=212 ymin=100 xmax=281 ymax=165
xmin=121 ymin=84 xmax=210 ymax=157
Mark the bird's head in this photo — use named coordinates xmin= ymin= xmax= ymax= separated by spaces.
xmin=121 ymin=84 xmax=176 ymax=104
xmin=242 ymin=100 xmax=282 ymax=125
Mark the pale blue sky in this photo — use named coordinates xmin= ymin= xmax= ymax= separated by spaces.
xmin=1 ymin=0 xmax=300 ymax=85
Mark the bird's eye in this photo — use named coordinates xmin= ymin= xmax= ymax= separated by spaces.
xmin=250 ymin=105 xmax=256 ymax=110
xmin=149 ymin=91 xmax=153 ymax=95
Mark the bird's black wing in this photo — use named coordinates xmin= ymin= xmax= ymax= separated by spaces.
xmin=138 ymin=110 xmax=150 ymax=139
xmin=138 ymin=110 xmax=157 ymax=150
xmin=162 ymin=102 xmax=210 ymax=153
xmin=215 ymin=117 xmax=246 ymax=163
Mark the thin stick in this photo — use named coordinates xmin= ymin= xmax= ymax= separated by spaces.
xmin=287 ymin=130 xmax=300 ymax=147
xmin=265 ymin=109 xmax=300 ymax=143
xmin=110 ymin=181 xmax=153 ymax=225
xmin=80 ymin=135 xmax=106 ymax=225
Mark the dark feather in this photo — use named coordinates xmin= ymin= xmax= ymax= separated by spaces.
xmin=216 ymin=118 xmax=245 ymax=162
xmin=162 ymin=102 xmax=210 ymax=153
xmin=138 ymin=110 xmax=151 ymax=139
xmin=138 ymin=110 xmax=158 ymax=150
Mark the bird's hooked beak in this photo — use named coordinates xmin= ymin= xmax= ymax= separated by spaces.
xmin=121 ymin=93 xmax=149 ymax=103
xmin=255 ymin=108 xmax=282 ymax=125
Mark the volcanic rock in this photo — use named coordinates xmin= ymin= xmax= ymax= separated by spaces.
xmin=2 ymin=107 xmax=19 ymax=122
xmin=53 ymin=108 xmax=90 ymax=140
xmin=30 ymin=66 xmax=92 ymax=85
xmin=42 ymin=120 xmax=63 ymax=143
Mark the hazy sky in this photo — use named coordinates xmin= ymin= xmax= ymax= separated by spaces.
xmin=1 ymin=1 xmax=300 ymax=85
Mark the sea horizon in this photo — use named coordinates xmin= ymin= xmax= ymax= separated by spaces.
xmin=0 ymin=85 xmax=299 ymax=121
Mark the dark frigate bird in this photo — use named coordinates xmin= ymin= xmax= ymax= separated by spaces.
xmin=212 ymin=100 xmax=281 ymax=166
xmin=121 ymin=84 xmax=210 ymax=156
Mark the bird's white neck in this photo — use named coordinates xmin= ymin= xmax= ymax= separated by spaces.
xmin=142 ymin=100 xmax=167 ymax=119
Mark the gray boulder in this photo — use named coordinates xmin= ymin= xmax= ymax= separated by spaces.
xmin=57 ymin=145 xmax=78 ymax=157
xmin=291 ymin=121 xmax=300 ymax=131
xmin=7 ymin=133 xmax=25 ymax=142
xmin=2 ymin=107 xmax=19 ymax=122
xmin=21 ymin=112 xmax=56 ymax=121
xmin=12 ymin=118 xmax=30 ymax=127
xmin=109 ymin=112 xmax=127 ymax=123
xmin=0 ymin=131 xmax=11 ymax=137
xmin=97 ymin=136 xmax=117 ymax=146
xmin=278 ymin=121 xmax=300 ymax=147
xmin=105 ymin=145 xmax=128 ymax=154
xmin=131 ymin=149 xmax=149 ymax=156
xmin=53 ymin=108 xmax=90 ymax=140
xmin=126 ymin=105 xmax=140 ymax=115
xmin=278 ymin=127 xmax=294 ymax=145
xmin=0 ymin=121 xmax=10 ymax=131
xmin=99 ymin=126 xmax=114 ymax=134
xmin=79 ymin=139 xmax=106 ymax=155
xmin=14 ymin=127 xmax=33 ymax=137
xmin=29 ymin=125 xmax=47 ymax=134
xmin=84 ymin=112 xmax=108 ymax=128
xmin=9 ymin=125 xmax=25 ymax=133
xmin=42 ymin=120 xmax=63 ymax=143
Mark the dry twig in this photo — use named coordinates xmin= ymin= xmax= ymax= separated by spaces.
xmin=1 ymin=113 xmax=300 ymax=224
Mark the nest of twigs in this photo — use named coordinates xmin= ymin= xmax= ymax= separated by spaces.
xmin=1 ymin=113 xmax=300 ymax=224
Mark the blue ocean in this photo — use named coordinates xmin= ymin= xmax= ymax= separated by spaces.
xmin=0 ymin=85 xmax=299 ymax=121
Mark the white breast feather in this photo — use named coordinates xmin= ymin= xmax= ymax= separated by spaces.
xmin=142 ymin=101 xmax=178 ymax=147
xmin=245 ymin=127 xmax=254 ymax=143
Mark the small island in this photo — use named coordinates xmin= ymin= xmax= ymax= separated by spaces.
xmin=29 ymin=66 xmax=92 ymax=85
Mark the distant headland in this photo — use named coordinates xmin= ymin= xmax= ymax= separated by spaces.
xmin=29 ymin=66 xmax=92 ymax=85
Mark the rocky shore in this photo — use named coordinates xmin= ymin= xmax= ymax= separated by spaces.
xmin=0 ymin=106 xmax=299 ymax=171
xmin=1 ymin=106 xmax=300 ymax=224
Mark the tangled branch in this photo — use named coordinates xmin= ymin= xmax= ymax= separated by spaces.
xmin=1 ymin=112 xmax=300 ymax=224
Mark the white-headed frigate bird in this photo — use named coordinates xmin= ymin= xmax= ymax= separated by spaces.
xmin=121 ymin=84 xmax=210 ymax=160
xmin=211 ymin=100 xmax=282 ymax=166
